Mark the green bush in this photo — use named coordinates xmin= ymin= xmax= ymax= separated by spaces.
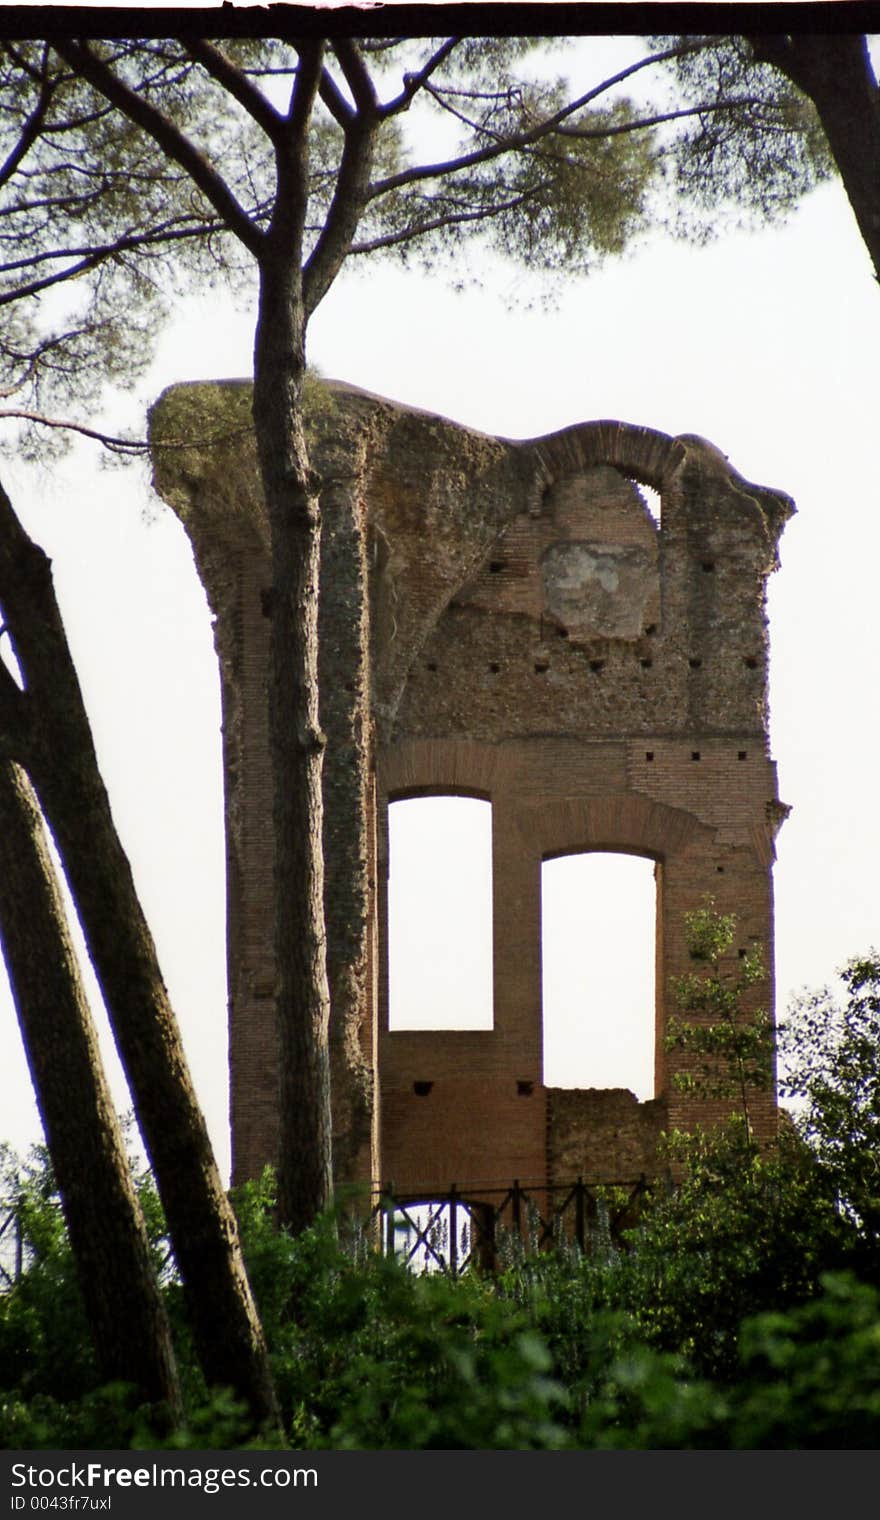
xmin=4 ymin=940 xmax=880 ymax=1449
xmin=229 ymin=1188 xmax=569 ymax=1448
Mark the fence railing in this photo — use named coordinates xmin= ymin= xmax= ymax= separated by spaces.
xmin=1 ymin=1176 xmax=652 ymax=1289
xmin=372 ymin=1176 xmax=650 ymax=1276
xmin=0 ymin=1204 xmax=24 ymax=1288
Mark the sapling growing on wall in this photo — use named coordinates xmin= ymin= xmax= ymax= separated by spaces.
xmin=666 ymin=901 xmax=775 ymax=1144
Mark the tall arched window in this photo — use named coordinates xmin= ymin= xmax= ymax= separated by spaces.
xmin=387 ymin=795 xmax=493 ymax=1030
xmin=541 ymin=851 xmax=656 ymax=1097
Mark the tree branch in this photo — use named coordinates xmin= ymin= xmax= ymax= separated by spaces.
xmin=0 ymin=646 xmax=28 ymax=761
xmin=317 ymin=65 xmax=353 ymax=128
xmin=348 ymin=188 xmax=541 ymax=257
xmin=0 ymin=406 xmax=254 ymax=457
xmin=288 ymin=39 xmax=325 ymax=137
xmin=0 ymin=52 xmax=54 ymax=192
xmin=747 ymin=33 xmax=880 ymax=283
xmin=378 ymin=36 xmax=462 ymax=118
xmin=50 ymin=39 xmax=264 ymax=258
xmin=0 ymin=408 xmax=149 ymax=453
xmin=368 ymin=38 xmax=715 ymax=198
xmin=183 ymin=38 xmax=285 ymax=145
xmin=331 ymin=38 xmax=378 ymax=116
xmin=0 ymin=216 xmax=227 ymax=306
xmin=555 ymin=96 xmax=768 ymax=141
xmin=303 ymin=106 xmax=377 ymax=314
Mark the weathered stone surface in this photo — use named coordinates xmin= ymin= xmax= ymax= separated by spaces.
xmin=541 ymin=540 xmax=657 ymax=640
xmin=149 ymin=380 xmax=793 ymax=1194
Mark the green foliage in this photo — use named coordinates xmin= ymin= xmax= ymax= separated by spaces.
xmin=611 ymin=1123 xmax=854 ymax=1380
xmin=228 ymin=1182 xmax=569 ymax=1449
xmin=4 ymin=942 xmax=880 ymax=1449
xmin=648 ymin=34 xmax=834 ymax=238
xmin=303 ymin=1260 xmax=568 ymax=1450
xmin=0 ymin=1138 xmax=183 ymax=1446
xmin=730 ymin=1273 xmax=880 ymax=1448
xmin=576 ymin=1324 xmax=726 ymax=1449
xmin=0 ymin=1144 xmax=96 ymax=1404
xmin=3 ymin=1145 xmax=880 ymax=1449
xmin=666 ymin=900 xmax=774 ymax=1135
xmin=571 ymin=1272 xmax=880 ymax=1449
xmin=780 ymin=952 xmax=880 ymax=1274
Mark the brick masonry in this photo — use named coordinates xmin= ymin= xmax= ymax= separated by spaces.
xmin=150 ymin=382 xmax=793 ymax=1196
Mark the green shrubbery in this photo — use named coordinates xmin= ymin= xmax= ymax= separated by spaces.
xmin=2 ymin=948 xmax=879 ymax=1449
xmin=2 ymin=1147 xmax=879 ymax=1449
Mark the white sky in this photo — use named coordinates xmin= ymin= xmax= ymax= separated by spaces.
xmin=1 ymin=35 xmax=879 ymax=1183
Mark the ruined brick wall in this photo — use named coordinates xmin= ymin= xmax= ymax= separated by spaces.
xmin=376 ymin=418 xmax=791 ymax=1194
xmin=150 ymin=383 xmax=792 ymax=1194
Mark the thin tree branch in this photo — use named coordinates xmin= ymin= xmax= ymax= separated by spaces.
xmin=0 ymin=326 xmax=92 ymax=399
xmin=368 ymin=38 xmax=715 ymax=198
xmin=348 ymin=188 xmax=541 ymax=257
xmin=0 ymin=407 xmax=254 ymax=456
xmin=50 ymin=39 xmax=264 ymax=258
xmin=0 ymin=408 xmax=148 ymax=453
xmin=555 ymin=96 xmax=769 ymax=140
xmin=378 ymin=36 xmax=462 ymax=118
xmin=0 ymin=57 xmax=54 ymax=192
xmin=0 ymin=209 xmax=222 ymax=275
xmin=0 ymin=217 xmax=226 ymax=306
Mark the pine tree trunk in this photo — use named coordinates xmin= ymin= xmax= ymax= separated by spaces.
xmin=751 ymin=34 xmax=880 ymax=283
xmin=253 ymin=257 xmax=333 ymax=1234
xmin=0 ymin=760 xmax=181 ymax=1419
xmin=0 ymin=482 xmax=280 ymax=1435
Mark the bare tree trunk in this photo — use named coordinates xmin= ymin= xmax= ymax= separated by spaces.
xmin=0 ymin=480 xmax=280 ymax=1436
xmin=0 ymin=759 xmax=181 ymax=1419
xmin=253 ymin=256 xmax=334 ymax=1234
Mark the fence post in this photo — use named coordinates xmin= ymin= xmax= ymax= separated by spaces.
xmin=575 ymin=1175 xmax=585 ymax=1253
xmin=512 ymin=1178 xmax=521 ymax=1242
xmin=15 ymin=1197 xmax=24 ymax=1282
xmin=384 ymin=1181 xmax=395 ymax=1260
xmin=449 ymin=1184 xmax=458 ymax=1277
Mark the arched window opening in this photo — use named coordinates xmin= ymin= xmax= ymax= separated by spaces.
xmin=541 ymin=852 xmax=656 ymax=1098
xmin=388 ymin=795 xmax=493 ymax=1030
xmin=625 ymin=476 xmax=661 ymax=525
xmin=384 ymin=1198 xmax=474 ymax=1275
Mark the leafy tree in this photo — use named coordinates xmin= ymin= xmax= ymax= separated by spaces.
xmin=655 ymin=33 xmax=879 ymax=280
xmin=575 ymin=1271 xmax=880 ymax=1449
xmin=780 ymin=952 xmax=880 ymax=1276
xmin=0 ymin=31 xmax=835 ymax=1236
xmin=609 ymin=1123 xmax=853 ymax=1381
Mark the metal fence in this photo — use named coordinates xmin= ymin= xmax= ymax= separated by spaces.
xmin=372 ymin=1176 xmax=649 ymax=1275
xmin=0 ymin=1204 xmax=24 ymax=1288
xmin=1 ymin=1176 xmax=652 ymax=1289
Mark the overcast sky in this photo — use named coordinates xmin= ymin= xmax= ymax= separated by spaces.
xmin=1 ymin=33 xmax=878 ymax=1183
